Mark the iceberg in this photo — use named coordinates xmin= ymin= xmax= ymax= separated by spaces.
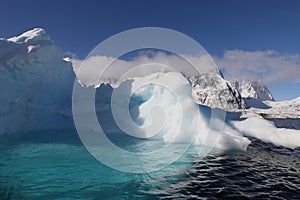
xmin=106 ymin=71 xmax=251 ymax=151
xmin=230 ymin=114 xmax=300 ymax=149
xmin=0 ymin=28 xmax=75 ymax=134
xmin=1 ymin=28 xmax=299 ymax=153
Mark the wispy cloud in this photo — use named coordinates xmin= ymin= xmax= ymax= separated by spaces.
xmin=72 ymin=52 xmax=215 ymax=87
xmin=72 ymin=49 xmax=300 ymax=87
xmin=214 ymin=50 xmax=300 ymax=85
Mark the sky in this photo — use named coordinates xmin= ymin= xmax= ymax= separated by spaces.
xmin=0 ymin=0 xmax=299 ymax=100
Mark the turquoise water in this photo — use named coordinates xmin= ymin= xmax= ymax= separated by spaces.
xmin=0 ymin=131 xmax=197 ymax=199
xmin=0 ymin=131 xmax=299 ymax=199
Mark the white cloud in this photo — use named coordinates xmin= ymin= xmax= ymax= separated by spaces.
xmin=72 ymin=49 xmax=300 ymax=87
xmin=214 ymin=50 xmax=300 ymax=84
xmin=72 ymin=52 xmax=217 ymax=87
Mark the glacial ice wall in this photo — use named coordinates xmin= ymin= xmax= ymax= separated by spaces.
xmin=0 ymin=28 xmax=75 ymax=134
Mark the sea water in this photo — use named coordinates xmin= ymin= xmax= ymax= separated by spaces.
xmin=0 ymin=130 xmax=299 ymax=199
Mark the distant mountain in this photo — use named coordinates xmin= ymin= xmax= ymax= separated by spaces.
xmin=190 ymin=69 xmax=246 ymax=111
xmin=242 ymin=97 xmax=300 ymax=119
xmin=231 ymin=80 xmax=274 ymax=101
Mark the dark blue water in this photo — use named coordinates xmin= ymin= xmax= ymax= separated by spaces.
xmin=0 ymin=130 xmax=299 ymax=200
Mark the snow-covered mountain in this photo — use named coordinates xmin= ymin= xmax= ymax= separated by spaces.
xmin=242 ymin=97 xmax=300 ymax=119
xmin=190 ymin=69 xmax=246 ymax=111
xmin=229 ymin=80 xmax=300 ymax=118
xmin=232 ymin=80 xmax=274 ymax=101
xmin=0 ymin=28 xmax=75 ymax=134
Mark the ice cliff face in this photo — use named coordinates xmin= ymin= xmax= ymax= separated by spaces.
xmin=0 ymin=28 xmax=75 ymax=134
xmin=232 ymin=80 xmax=274 ymax=101
xmin=189 ymin=68 xmax=245 ymax=111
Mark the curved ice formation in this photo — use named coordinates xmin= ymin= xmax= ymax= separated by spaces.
xmin=110 ymin=71 xmax=300 ymax=150
xmin=111 ymin=71 xmax=251 ymax=151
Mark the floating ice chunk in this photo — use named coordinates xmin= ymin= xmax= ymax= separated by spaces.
xmin=230 ymin=115 xmax=300 ymax=149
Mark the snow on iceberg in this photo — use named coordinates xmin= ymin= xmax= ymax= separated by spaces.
xmin=230 ymin=114 xmax=300 ymax=149
xmin=101 ymin=71 xmax=300 ymax=150
xmin=0 ymin=28 xmax=75 ymax=134
xmin=109 ymin=71 xmax=251 ymax=151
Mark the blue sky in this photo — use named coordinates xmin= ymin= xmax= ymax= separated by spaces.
xmin=0 ymin=0 xmax=299 ymax=100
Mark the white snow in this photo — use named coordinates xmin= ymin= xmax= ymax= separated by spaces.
xmin=232 ymin=80 xmax=274 ymax=101
xmin=112 ymin=71 xmax=251 ymax=151
xmin=242 ymin=97 xmax=300 ymax=118
xmin=63 ymin=57 xmax=72 ymax=62
xmin=231 ymin=114 xmax=300 ymax=149
xmin=264 ymin=96 xmax=300 ymax=107
xmin=27 ymin=45 xmax=39 ymax=53
xmin=113 ymin=71 xmax=300 ymax=150
xmin=0 ymin=28 xmax=75 ymax=134
xmin=190 ymin=69 xmax=245 ymax=111
xmin=7 ymin=28 xmax=50 ymax=43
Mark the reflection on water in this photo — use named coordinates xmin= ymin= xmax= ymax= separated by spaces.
xmin=0 ymin=131 xmax=299 ymax=199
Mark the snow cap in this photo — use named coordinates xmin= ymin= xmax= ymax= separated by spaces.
xmin=7 ymin=28 xmax=50 ymax=43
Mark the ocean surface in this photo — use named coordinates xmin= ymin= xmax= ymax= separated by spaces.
xmin=0 ymin=127 xmax=299 ymax=200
